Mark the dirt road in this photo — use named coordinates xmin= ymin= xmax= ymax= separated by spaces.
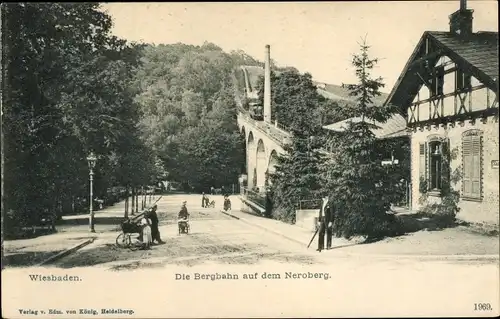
xmin=52 ymin=195 xmax=323 ymax=270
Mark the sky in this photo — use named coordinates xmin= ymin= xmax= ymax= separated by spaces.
xmin=102 ymin=1 xmax=498 ymax=92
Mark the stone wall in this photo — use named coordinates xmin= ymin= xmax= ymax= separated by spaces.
xmin=295 ymin=209 xmax=319 ymax=232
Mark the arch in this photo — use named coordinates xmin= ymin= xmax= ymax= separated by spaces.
xmin=462 ymin=129 xmax=483 ymax=137
xmin=427 ymin=134 xmax=446 ymax=142
xmin=240 ymin=125 xmax=246 ymax=136
xmin=255 ymin=139 xmax=267 ymax=192
xmin=267 ymin=150 xmax=279 ymax=174
xmin=247 ymin=131 xmax=255 ymax=146
xmin=256 ymin=139 xmax=265 ymax=152
xmin=247 ymin=131 xmax=256 ymax=190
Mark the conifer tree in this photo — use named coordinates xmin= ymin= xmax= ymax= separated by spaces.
xmin=322 ymin=39 xmax=401 ymax=240
xmin=267 ymin=71 xmax=325 ymax=222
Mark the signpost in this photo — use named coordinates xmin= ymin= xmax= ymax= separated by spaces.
xmin=492 ymin=160 xmax=499 ymax=169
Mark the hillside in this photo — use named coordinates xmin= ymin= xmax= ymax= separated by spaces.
xmin=234 ymin=65 xmax=390 ymax=107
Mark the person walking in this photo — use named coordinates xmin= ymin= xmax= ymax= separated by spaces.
xmin=201 ymin=192 xmax=206 ymax=208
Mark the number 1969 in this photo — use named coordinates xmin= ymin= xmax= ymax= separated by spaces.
xmin=474 ymin=303 xmax=492 ymax=311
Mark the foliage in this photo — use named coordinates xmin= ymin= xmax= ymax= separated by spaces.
xmin=376 ymin=137 xmax=411 ymax=205
xmin=134 ymin=43 xmax=245 ymax=192
xmin=320 ymin=39 xmax=404 ymax=240
xmin=2 ymin=3 xmax=155 ymax=233
xmin=418 ymin=146 xmax=461 ymax=228
xmin=229 ymin=50 xmax=264 ymax=68
xmin=264 ymin=70 xmax=326 ymax=222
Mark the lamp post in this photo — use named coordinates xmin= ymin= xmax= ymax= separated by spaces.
xmin=87 ymin=151 xmax=97 ymax=233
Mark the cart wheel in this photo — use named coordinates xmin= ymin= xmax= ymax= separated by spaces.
xmin=116 ymin=233 xmax=128 ymax=248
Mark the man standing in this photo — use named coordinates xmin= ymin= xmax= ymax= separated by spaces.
xmin=324 ymin=199 xmax=334 ymax=249
xmin=317 ymin=197 xmax=329 ymax=252
xmin=148 ymin=205 xmax=164 ymax=244
xmin=201 ymin=192 xmax=206 ymax=208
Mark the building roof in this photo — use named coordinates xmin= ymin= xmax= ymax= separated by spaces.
xmin=429 ymin=31 xmax=498 ymax=82
xmin=385 ymin=30 xmax=499 ymax=110
xmin=322 ymin=113 xmax=408 ymax=139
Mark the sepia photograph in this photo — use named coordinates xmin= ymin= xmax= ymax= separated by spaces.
xmin=1 ymin=1 xmax=499 ymax=318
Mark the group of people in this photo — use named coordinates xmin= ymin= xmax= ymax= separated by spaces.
xmin=138 ymin=204 xmax=165 ymax=250
xmin=137 ymin=196 xmax=334 ymax=252
xmin=201 ymin=193 xmax=211 ymax=208
xmin=139 ymin=201 xmax=191 ymax=249
xmin=201 ymin=192 xmax=231 ymax=211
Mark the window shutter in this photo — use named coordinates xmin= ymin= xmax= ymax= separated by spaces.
xmin=462 ymin=136 xmax=473 ymax=197
xmin=424 ymin=142 xmax=429 ymax=188
xmin=419 ymin=143 xmax=426 ymax=179
xmin=441 ymin=138 xmax=450 ymax=191
xmin=471 ymin=135 xmax=482 ymax=198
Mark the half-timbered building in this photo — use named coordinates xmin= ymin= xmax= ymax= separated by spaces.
xmin=385 ymin=0 xmax=499 ymax=226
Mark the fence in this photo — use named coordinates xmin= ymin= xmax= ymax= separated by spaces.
xmin=297 ymin=182 xmax=412 ymax=212
xmin=238 ymin=110 xmax=290 ymax=146
xmin=274 ymin=121 xmax=290 ymax=134
xmin=241 ymin=187 xmax=267 ymax=208
xmin=209 ymin=184 xmax=240 ymax=195
xmin=297 ymin=198 xmax=323 ymax=210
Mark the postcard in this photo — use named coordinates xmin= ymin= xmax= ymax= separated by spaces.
xmin=2 ymin=1 xmax=499 ymax=318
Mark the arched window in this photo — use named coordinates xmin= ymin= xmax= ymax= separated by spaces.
xmin=428 ymin=140 xmax=443 ymax=190
xmin=419 ymin=135 xmax=449 ymax=193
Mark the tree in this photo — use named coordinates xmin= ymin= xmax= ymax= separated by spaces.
xmin=229 ymin=49 xmax=264 ymax=67
xmin=266 ymin=70 xmax=326 ymax=222
xmin=321 ymin=39 xmax=401 ymax=240
xmin=2 ymin=3 xmax=150 ymax=233
xmin=134 ymin=43 xmax=245 ymax=192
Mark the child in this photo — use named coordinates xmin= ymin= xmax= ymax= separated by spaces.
xmin=140 ymin=215 xmax=153 ymax=250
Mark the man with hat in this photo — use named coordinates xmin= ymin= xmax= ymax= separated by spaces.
xmin=148 ymin=204 xmax=164 ymax=244
xmin=317 ymin=196 xmax=332 ymax=252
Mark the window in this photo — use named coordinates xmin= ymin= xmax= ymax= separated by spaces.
xmin=419 ymin=136 xmax=449 ymax=193
xmin=462 ymin=131 xmax=482 ymax=200
xmin=430 ymin=66 xmax=445 ymax=97
xmin=456 ymin=69 xmax=472 ymax=91
xmin=429 ymin=141 xmax=443 ymax=190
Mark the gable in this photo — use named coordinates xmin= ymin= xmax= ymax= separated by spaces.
xmin=410 ymin=55 xmax=497 ymax=120
xmin=385 ymin=31 xmax=499 ymax=112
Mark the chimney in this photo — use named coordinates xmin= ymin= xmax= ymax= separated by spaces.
xmin=263 ymin=45 xmax=272 ymax=123
xmin=449 ymin=0 xmax=473 ymax=36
